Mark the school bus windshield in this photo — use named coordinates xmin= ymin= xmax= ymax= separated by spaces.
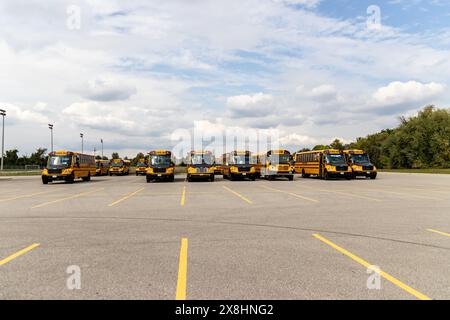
xmin=48 ymin=155 xmax=72 ymax=168
xmin=231 ymin=155 xmax=250 ymax=165
xmin=268 ymin=154 xmax=290 ymax=165
xmin=150 ymin=155 xmax=171 ymax=167
xmin=191 ymin=154 xmax=213 ymax=165
xmin=137 ymin=162 xmax=147 ymax=167
xmin=326 ymin=154 xmax=346 ymax=165
xmin=350 ymin=153 xmax=370 ymax=163
xmin=111 ymin=161 xmax=124 ymax=167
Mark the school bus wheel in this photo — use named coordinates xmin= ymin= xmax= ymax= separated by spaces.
xmin=82 ymin=173 xmax=91 ymax=182
xmin=288 ymin=175 xmax=294 ymax=181
xmin=210 ymin=174 xmax=215 ymax=182
xmin=370 ymin=173 xmax=377 ymax=180
xmin=301 ymin=170 xmax=310 ymax=178
xmin=66 ymin=174 xmax=75 ymax=184
xmin=42 ymin=176 xmax=49 ymax=185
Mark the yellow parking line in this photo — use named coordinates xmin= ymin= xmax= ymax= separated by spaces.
xmin=180 ymin=186 xmax=186 ymax=206
xmin=362 ymin=188 xmax=442 ymax=201
xmin=0 ymin=191 xmax=50 ymax=203
xmin=317 ymin=188 xmax=382 ymax=202
xmin=176 ymin=238 xmax=188 ymax=300
xmin=31 ymin=188 xmax=103 ymax=209
xmin=261 ymin=185 xmax=319 ymax=203
xmin=108 ymin=187 xmax=144 ymax=207
xmin=313 ymin=234 xmax=431 ymax=300
xmin=427 ymin=229 xmax=450 ymax=238
xmin=223 ymin=186 xmax=253 ymax=204
xmin=0 ymin=243 xmax=40 ymax=266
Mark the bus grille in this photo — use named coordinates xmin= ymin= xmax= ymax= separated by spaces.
xmin=363 ymin=165 xmax=374 ymax=171
xmin=238 ymin=166 xmax=252 ymax=172
xmin=47 ymin=169 xmax=62 ymax=174
xmin=197 ymin=167 xmax=208 ymax=173
xmin=153 ymin=168 xmax=167 ymax=173
xmin=336 ymin=166 xmax=348 ymax=171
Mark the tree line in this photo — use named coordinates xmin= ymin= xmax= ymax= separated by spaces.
xmin=305 ymin=106 xmax=450 ymax=169
xmin=2 ymin=106 xmax=449 ymax=169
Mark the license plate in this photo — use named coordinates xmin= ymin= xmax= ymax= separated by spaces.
xmin=243 ymin=173 xmax=247 ymax=176
xmin=158 ymin=174 xmax=162 ymax=177
xmin=367 ymin=172 xmax=370 ymax=174
xmin=52 ymin=176 xmax=57 ymax=179
xmin=340 ymin=172 xmax=344 ymax=175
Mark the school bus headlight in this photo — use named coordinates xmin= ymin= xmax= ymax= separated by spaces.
xmin=167 ymin=167 xmax=174 ymax=173
xmin=354 ymin=165 xmax=363 ymax=171
xmin=327 ymin=166 xmax=336 ymax=172
xmin=231 ymin=166 xmax=239 ymax=173
xmin=146 ymin=168 xmax=153 ymax=174
xmin=188 ymin=167 xmax=197 ymax=174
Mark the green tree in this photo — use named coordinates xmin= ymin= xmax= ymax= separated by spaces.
xmin=330 ymin=139 xmax=344 ymax=150
xmin=312 ymin=145 xmax=330 ymax=151
xmin=4 ymin=149 xmax=19 ymax=165
xmin=111 ymin=152 xmax=120 ymax=159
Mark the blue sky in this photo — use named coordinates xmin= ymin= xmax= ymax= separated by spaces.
xmin=0 ymin=0 xmax=449 ymax=157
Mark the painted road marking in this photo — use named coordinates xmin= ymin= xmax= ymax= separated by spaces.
xmin=223 ymin=186 xmax=253 ymax=204
xmin=360 ymin=188 xmax=443 ymax=201
xmin=0 ymin=191 xmax=50 ymax=203
xmin=313 ymin=234 xmax=431 ymax=300
xmin=176 ymin=238 xmax=188 ymax=300
xmin=0 ymin=243 xmax=40 ymax=266
xmin=31 ymin=188 xmax=104 ymax=209
xmin=316 ymin=188 xmax=382 ymax=202
xmin=108 ymin=187 xmax=145 ymax=207
xmin=427 ymin=229 xmax=450 ymax=238
xmin=261 ymin=185 xmax=319 ymax=203
xmin=180 ymin=186 xmax=186 ymax=206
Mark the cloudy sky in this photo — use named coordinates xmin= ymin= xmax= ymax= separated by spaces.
xmin=1 ymin=0 xmax=449 ymax=158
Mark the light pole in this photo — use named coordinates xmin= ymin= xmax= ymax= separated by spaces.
xmin=101 ymin=138 xmax=104 ymax=158
xmin=80 ymin=133 xmax=84 ymax=154
xmin=0 ymin=109 xmax=5 ymax=171
xmin=48 ymin=124 xmax=54 ymax=153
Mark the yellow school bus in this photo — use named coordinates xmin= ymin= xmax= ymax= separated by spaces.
xmin=295 ymin=149 xmax=352 ymax=180
xmin=213 ymin=157 xmax=223 ymax=175
xmin=260 ymin=150 xmax=294 ymax=181
xmin=187 ymin=150 xmax=215 ymax=182
xmin=135 ymin=158 xmax=148 ymax=176
xmin=222 ymin=150 xmax=256 ymax=181
xmin=95 ymin=159 xmax=110 ymax=176
xmin=251 ymin=153 xmax=264 ymax=179
xmin=146 ymin=150 xmax=175 ymax=182
xmin=109 ymin=158 xmax=130 ymax=176
xmin=344 ymin=149 xmax=377 ymax=179
xmin=42 ymin=150 xmax=96 ymax=184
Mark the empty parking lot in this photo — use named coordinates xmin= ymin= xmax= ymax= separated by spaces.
xmin=0 ymin=173 xmax=449 ymax=300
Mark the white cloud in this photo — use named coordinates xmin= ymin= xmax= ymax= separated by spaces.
xmin=371 ymin=81 xmax=445 ymax=108
xmin=72 ymin=77 xmax=137 ymax=102
xmin=226 ymin=93 xmax=275 ymax=118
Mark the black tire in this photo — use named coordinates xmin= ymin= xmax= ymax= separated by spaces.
xmin=67 ymin=174 xmax=75 ymax=184
xmin=169 ymin=174 xmax=175 ymax=182
xmin=370 ymin=173 xmax=377 ymax=180
xmin=210 ymin=175 xmax=215 ymax=182
xmin=42 ymin=176 xmax=49 ymax=185
xmin=288 ymin=175 xmax=294 ymax=181
xmin=187 ymin=175 xmax=191 ymax=182
xmin=324 ymin=171 xmax=329 ymax=180
xmin=146 ymin=175 xmax=151 ymax=183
